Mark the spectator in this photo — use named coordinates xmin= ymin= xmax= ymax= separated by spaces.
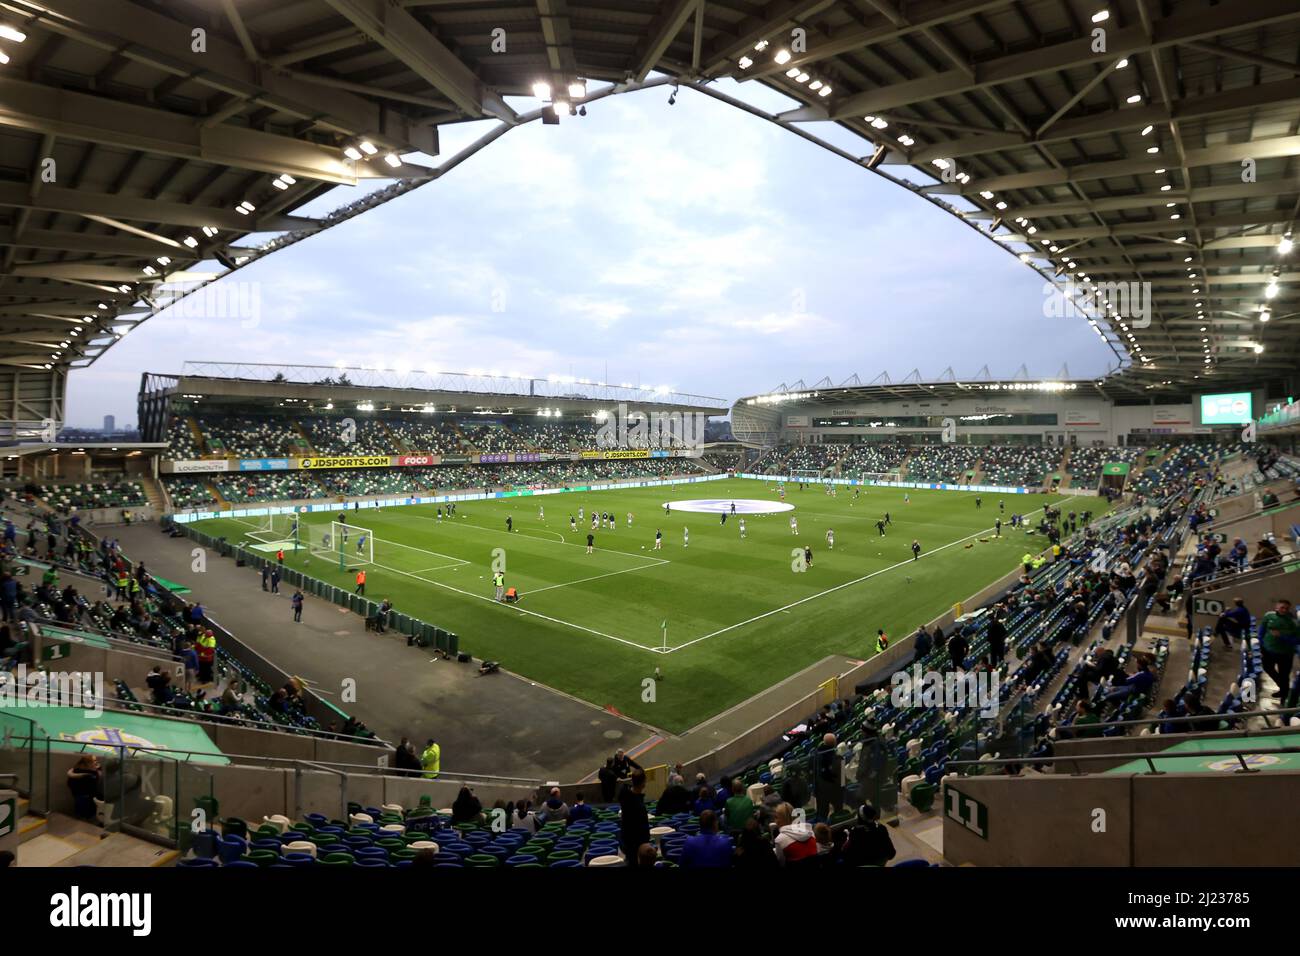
xmin=145 ymin=665 xmax=171 ymax=705
xmin=1104 ymin=660 xmax=1156 ymax=701
xmin=451 ymin=786 xmax=482 ymax=824
xmin=1214 ymin=597 xmax=1252 ymax=649
xmin=723 ymin=777 xmax=756 ymax=833
xmin=814 ymin=733 xmax=843 ymax=822
xmin=772 ymin=802 xmax=817 ymax=865
xmin=540 ymin=787 xmax=569 ymax=823
xmin=597 ymin=758 xmax=618 ymax=803
xmin=947 ymin=630 xmax=969 ymax=671
xmin=734 ymin=817 xmax=779 ymax=869
xmin=636 ymin=843 xmax=659 ymax=868
xmin=66 ymin=755 xmax=101 ymax=822
xmin=393 ymin=737 xmax=422 ymax=775
xmin=842 ymin=803 xmax=896 ymax=867
xmin=619 ymin=769 xmax=650 ymax=866
xmin=568 ymin=793 xmax=594 ymax=822
xmin=813 ymin=821 xmax=836 ymax=857
xmin=681 ymin=810 xmax=734 ymax=868
xmin=656 ymin=775 xmax=693 ymax=815
xmin=611 ymin=748 xmax=641 ymax=780
xmin=1258 ymin=599 xmax=1299 ymax=699
xmin=510 ymin=798 xmax=539 ymax=833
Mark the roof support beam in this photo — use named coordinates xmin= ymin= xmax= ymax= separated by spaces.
xmin=700 ymin=0 xmax=831 ymax=76
xmin=632 ymin=0 xmax=701 ymax=82
xmin=0 ymin=76 xmax=419 ymax=185
xmin=26 ymin=0 xmax=437 ymax=153
xmin=828 ymin=0 xmax=1300 ymax=119
xmin=321 ymin=0 xmax=515 ymax=121
xmin=0 ymin=182 xmax=320 ymax=233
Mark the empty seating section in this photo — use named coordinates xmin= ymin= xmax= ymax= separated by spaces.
xmin=168 ymin=417 xmax=201 ymax=459
xmin=980 ymin=446 xmax=1064 ymax=487
xmin=40 ymin=481 xmax=147 ymax=512
xmin=215 ymin=472 xmax=324 ymax=503
xmin=387 ymin=418 xmax=461 ymax=454
xmin=187 ymin=800 xmax=729 ymax=869
xmin=199 ymin=415 xmax=302 ymax=458
xmin=905 ymin=445 xmax=979 ymax=483
xmin=166 ymin=476 xmax=219 ymax=509
xmin=300 ymin=417 xmax=389 ymax=456
xmin=702 ymin=451 xmax=742 ymax=472
xmin=460 ymin=423 xmax=530 ymax=453
xmin=1067 ymin=445 xmax=1144 ymax=488
xmin=839 ymin=443 xmax=908 ymax=479
xmin=782 ymin=446 xmax=843 ymax=473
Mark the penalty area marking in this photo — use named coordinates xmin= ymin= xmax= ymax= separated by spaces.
xmin=662 ymin=497 xmax=1068 ymax=655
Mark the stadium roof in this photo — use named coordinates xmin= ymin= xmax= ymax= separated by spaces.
xmin=1 ymin=0 xmax=1297 ymax=397
xmin=142 ymin=362 xmax=729 ymax=414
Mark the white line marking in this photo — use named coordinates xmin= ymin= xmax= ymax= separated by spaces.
xmin=663 ymin=498 xmax=1068 ymax=654
xmin=526 ymin=561 xmax=670 ymax=594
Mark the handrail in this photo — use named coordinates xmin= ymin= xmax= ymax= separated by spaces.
xmin=1055 ymin=705 xmax=1300 ymax=733
xmin=97 ymin=695 xmax=386 ymax=746
xmin=0 ymin=734 xmax=543 ymax=788
xmin=950 ymin=744 xmax=1300 ymax=776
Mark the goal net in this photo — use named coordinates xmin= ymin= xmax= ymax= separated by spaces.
xmin=242 ymin=512 xmax=302 ymax=552
xmin=787 ymin=468 xmax=825 ymax=482
xmin=310 ymin=520 xmax=375 ymax=569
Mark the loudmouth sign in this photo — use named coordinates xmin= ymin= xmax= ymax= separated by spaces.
xmin=298 ymin=456 xmax=392 ymax=470
xmin=171 ymin=460 xmax=229 ymax=474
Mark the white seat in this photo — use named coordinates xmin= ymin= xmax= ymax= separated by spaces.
xmin=900 ymin=774 xmax=924 ymax=798
xmin=409 ymin=840 xmax=439 ymax=853
xmin=382 ymin=803 xmax=404 ymax=815
xmin=380 ymin=823 xmax=406 ymax=835
xmin=587 ymin=854 xmax=626 ymax=867
xmin=283 ymin=840 xmax=317 ymax=858
xmin=262 ymin=814 xmax=291 ymax=833
xmin=349 ymin=812 xmax=373 ymax=826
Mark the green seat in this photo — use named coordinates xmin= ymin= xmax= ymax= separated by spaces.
xmin=319 ymin=856 xmax=353 ymax=867
xmin=547 ymin=850 xmax=579 ymax=862
xmin=246 ymin=849 xmax=279 ymax=867
xmin=466 ymin=853 xmax=499 ymax=868
xmin=909 ymin=782 xmax=937 ymax=812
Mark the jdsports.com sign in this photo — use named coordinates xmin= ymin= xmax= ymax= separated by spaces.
xmin=299 ymin=456 xmax=392 ymax=470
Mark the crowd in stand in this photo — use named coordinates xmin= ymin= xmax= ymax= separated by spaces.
xmin=838 ymin=442 xmax=908 ymax=479
xmin=904 ymin=445 xmax=980 ymax=483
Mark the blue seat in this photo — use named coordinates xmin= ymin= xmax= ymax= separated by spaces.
xmin=191 ymin=830 xmax=219 ymax=858
xmin=355 ymin=857 xmax=389 ymax=867
xmin=549 ymin=859 xmax=582 ymax=868
xmin=224 ymin=860 xmax=258 ymax=868
xmin=281 ymin=852 xmax=315 ymax=868
xmin=217 ymin=835 xmax=247 ymax=865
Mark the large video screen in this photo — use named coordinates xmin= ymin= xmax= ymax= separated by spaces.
xmin=1199 ymin=392 xmax=1253 ymax=425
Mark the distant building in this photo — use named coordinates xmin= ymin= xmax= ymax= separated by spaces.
xmin=103 ymin=414 xmax=115 ymax=433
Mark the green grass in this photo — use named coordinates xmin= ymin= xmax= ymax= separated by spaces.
xmin=192 ymin=479 xmax=1084 ymax=733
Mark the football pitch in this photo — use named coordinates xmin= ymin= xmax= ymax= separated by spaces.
xmin=192 ymin=479 xmax=1088 ymax=733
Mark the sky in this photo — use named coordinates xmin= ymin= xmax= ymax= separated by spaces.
xmin=65 ymin=77 xmax=1116 ymax=427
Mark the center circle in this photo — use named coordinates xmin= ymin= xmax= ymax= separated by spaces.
xmin=664 ymin=498 xmax=795 ymax=515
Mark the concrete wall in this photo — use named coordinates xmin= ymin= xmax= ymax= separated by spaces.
xmin=1052 ymin=726 xmax=1300 ymax=773
xmin=943 ymin=769 xmax=1300 ymax=866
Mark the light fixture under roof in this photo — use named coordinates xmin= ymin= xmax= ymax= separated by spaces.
xmin=774 ymin=49 xmax=791 ymax=65
xmin=1092 ymin=10 xmax=1110 ymax=22
xmin=0 ymin=24 xmax=26 ymax=42
xmin=358 ymin=140 xmax=377 ymax=155
xmin=738 ymin=55 xmax=753 ymax=69
xmin=1280 ymin=234 xmax=1294 ymax=255
xmin=384 ymin=152 xmax=402 ymax=167
xmin=568 ymin=80 xmax=586 ymax=98
xmin=343 ymin=145 xmax=362 ymax=161
xmin=1126 ymin=94 xmax=1142 ymax=104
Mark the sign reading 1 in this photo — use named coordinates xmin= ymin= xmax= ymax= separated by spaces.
xmin=945 ymin=787 xmax=988 ymax=839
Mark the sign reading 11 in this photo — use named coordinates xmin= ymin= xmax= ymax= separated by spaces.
xmin=945 ymin=787 xmax=988 ymax=839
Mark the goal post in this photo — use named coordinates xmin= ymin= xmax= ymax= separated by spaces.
xmin=311 ymin=520 xmax=374 ymax=571
xmin=244 ymin=512 xmax=302 ymax=552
